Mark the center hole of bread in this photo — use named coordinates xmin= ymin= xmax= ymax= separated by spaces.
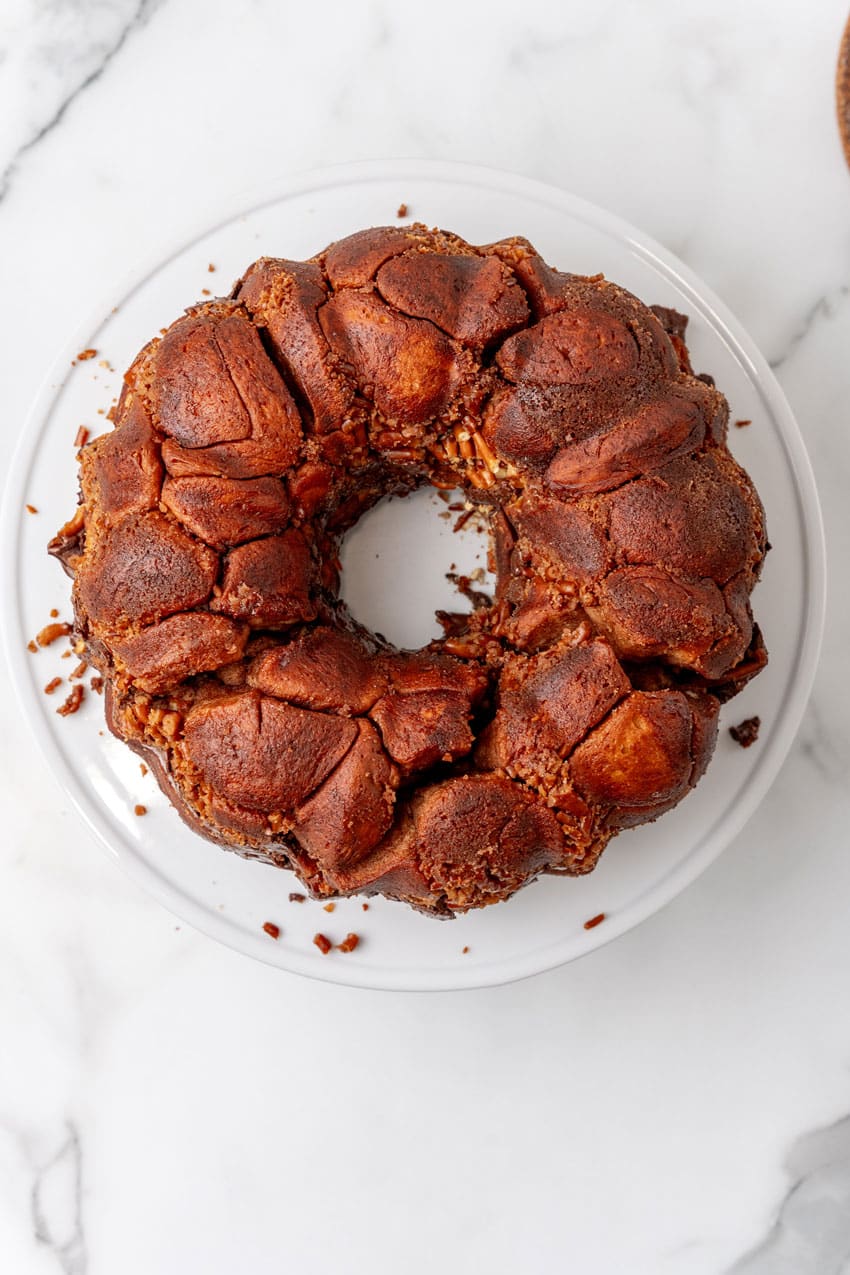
xmin=338 ymin=487 xmax=494 ymax=649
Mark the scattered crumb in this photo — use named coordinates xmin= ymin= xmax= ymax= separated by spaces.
xmin=57 ymin=685 xmax=84 ymax=716
xmin=361 ymin=902 xmax=369 ymax=912
xmin=27 ymin=640 xmax=37 ymax=653
xmin=730 ymin=716 xmax=761 ymax=748
xmin=60 ymin=649 xmax=72 ymax=659
xmin=36 ymin=621 xmax=72 ymax=648
xmin=337 ymin=933 xmax=360 ymax=953
xmin=43 ymin=677 xmax=62 ymax=695
xmin=25 ymin=503 xmax=38 ymax=514
xmin=734 ymin=418 xmax=752 ymax=429
xmin=207 ymin=263 xmax=216 ymax=272
xmin=49 ymin=608 xmax=59 ymax=618
xmin=453 ymin=509 xmax=473 ymax=533
xmin=74 ymin=426 xmax=90 ymax=448
xmin=462 ymin=945 xmax=470 ymax=954
xmin=397 ymin=202 xmax=408 ymax=218
xmin=288 ymin=892 xmax=306 ymax=903
xmin=323 ymin=902 xmax=336 ymax=913
xmin=90 ymin=676 xmax=104 ymax=694
xmin=583 ymin=912 xmax=606 ymax=931
xmin=134 ymin=804 xmax=147 ymax=816
xmin=98 ymin=359 xmax=113 ymax=371
xmin=69 ymin=660 xmax=88 ymax=681
xmin=76 ymin=348 xmax=97 ymax=361
xmin=140 ymin=763 xmax=149 ymax=777
xmin=262 ymin=921 xmax=281 ymax=940
xmin=201 ymin=288 xmax=211 ymax=296
xmin=313 ymin=933 xmax=332 ymax=955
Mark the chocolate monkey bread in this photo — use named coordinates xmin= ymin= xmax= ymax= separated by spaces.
xmin=51 ymin=224 xmax=767 ymax=916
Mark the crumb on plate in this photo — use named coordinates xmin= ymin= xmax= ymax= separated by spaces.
xmin=36 ymin=622 xmax=72 ymax=648
xmin=730 ymin=716 xmax=760 ymax=748
xmin=57 ymin=685 xmax=84 ymax=716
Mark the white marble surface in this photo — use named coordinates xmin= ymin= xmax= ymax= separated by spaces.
xmin=1 ymin=0 xmax=849 ymax=1271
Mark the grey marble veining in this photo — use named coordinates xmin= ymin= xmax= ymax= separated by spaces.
xmin=31 ymin=1123 xmax=85 ymax=1275
xmin=729 ymin=1113 xmax=850 ymax=1274
xmin=0 ymin=0 xmax=161 ymax=202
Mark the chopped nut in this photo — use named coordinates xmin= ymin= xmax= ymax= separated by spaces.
xmin=74 ymin=426 xmax=90 ymax=448
xmin=734 ymin=418 xmax=752 ymax=429
xmin=27 ymin=640 xmax=37 ymax=653
xmin=730 ymin=716 xmax=760 ymax=748
xmin=262 ymin=921 xmax=281 ymax=940
xmin=583 ymin=912 xmax=606 ymax=930
xmin=313 ymin=933 xmax=332 ymax=955
xmin=36 ymin=622 xmax=72 ymax=647
xmin=397 ymin=202 xmax=408 ymax=218
xmin=134 ymin=804 xmax=147 ymax=816
xmin=49 ymin=608 xmax=59 ymax=618
xmin=25 ymin=503 xmax=37 ymax=514
xmin=361 ymin=902 xmax=369 ymax=912
xmin=207 ymin=263 xmax=216 ymax=272
xmin=288 ymin=892 xmax=306 ymax=903
xmin=90 ymin=676 xmax=104 ymax=694
xmin=160 ymin=711 xmax=181 ymax=737
xmin=57 ymin=685 xmax=84 ymax=716
xmin=201 ymin=288 xmax=211 ymax=296
xmin=140 ymin=763 xmax=149 ymax=777
xmin=461 ymin=945 xmax=470 ymax=954
xmin=44 ymin=677 xmax=63 ymax=695
xmin=76 ymin=348 xmax=97 ymax=361
xmin=69 ymin=661 xmax=88 ymax=681
xmin=337 ymin=933 xmax=359 ymax=953
xmin=323 ymin=902 xmax=336 ymax=913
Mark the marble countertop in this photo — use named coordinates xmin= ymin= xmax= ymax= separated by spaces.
xmin=2 ymin=1 xmax=850 ymax=1271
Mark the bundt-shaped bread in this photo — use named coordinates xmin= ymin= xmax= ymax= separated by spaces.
xmin=51 ymin=224 xmax=767 ymax=916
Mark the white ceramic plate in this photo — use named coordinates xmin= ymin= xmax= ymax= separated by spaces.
xmin=0 ymin=160 xmax=825 ymax=991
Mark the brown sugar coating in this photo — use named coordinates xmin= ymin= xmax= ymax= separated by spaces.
xmin=51 ymin=224 xmax=767 ymax=916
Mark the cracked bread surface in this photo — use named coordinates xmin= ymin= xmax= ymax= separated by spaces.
xmin=51 ymin=224 xmax=767 ymax=916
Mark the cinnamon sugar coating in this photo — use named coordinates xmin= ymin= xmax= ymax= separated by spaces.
xmin=51 ymin=224 xmax=767 ymax=916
